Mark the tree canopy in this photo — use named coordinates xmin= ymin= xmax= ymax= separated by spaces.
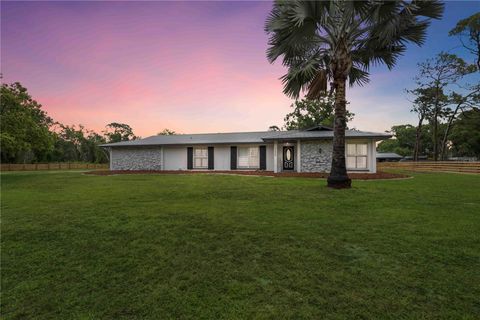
xmin=1 ymin=82 xmax=139 ymax=164
xmin=103 ymin=123 xmax=137 ymax=143
xmin=157 ymin=128 xmax=176 ymax=135
xmin=283 ymin=97 xmax=353 ymax=130
xmin=1 ymin=82 xmax=54 ymax=163
xmin=449 ymin=108 xmax=480 ymax=158
xmin=449 ymin=12 xmax=480 ymax=69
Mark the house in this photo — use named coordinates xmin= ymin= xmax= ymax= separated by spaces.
xmin=100 ymin=126 xmax=391 ymax=173
xmin=376 ymin=152 xmax=403 ymax=162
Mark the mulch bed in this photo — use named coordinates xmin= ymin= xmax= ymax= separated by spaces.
xmin=86 ymin=170 xmax=409 ymax=180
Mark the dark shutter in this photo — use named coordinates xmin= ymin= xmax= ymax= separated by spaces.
xmin=187 ymin=147 xmax=193 ymax=169
xmin=208 ymin=147 xmax=214 ymax=170
xmin=259 ymin=145 xmax=266 ymax=170
xmin=230 ymin=146 xmax=237 ymax=170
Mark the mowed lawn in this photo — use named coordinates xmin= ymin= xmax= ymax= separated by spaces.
xmin=2 ymin=171 xmax=479 ymax=319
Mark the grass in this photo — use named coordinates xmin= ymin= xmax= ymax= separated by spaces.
xmin=1 ymin=171 xmax=479 ymax=319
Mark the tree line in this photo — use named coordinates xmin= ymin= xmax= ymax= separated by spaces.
xmin=0 ymin=82 xmax=141 ymax=164
xmin=1 ymin=82 xmax=179 ymax=164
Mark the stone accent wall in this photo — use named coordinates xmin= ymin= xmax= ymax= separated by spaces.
xmin=301 ymin=140 xmax=332 ymax=172
xmin=111 ymin=147 xmax=162 ymax=170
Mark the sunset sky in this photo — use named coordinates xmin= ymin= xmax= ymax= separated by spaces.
xmin=2 ymin=1 xmax=478 ymax=137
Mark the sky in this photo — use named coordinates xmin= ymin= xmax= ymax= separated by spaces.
xmin=1 ymin=1 xmax=479 ymax=137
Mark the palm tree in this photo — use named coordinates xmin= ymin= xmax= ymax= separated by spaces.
xmin=265 ymin=0 xmax=444 ymax=188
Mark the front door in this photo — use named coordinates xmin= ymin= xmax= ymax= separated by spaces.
xmin=283 ymin=146 xmax=294 ymax=170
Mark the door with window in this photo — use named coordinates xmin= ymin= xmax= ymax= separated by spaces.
xmin=283 ymin=146 xmax=294 ymax=170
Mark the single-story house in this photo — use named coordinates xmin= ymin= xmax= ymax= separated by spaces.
xmin=376 ymin=152 xmax=403 ymax=162
xmin=100 ymin=126 xmax=391 ymax=173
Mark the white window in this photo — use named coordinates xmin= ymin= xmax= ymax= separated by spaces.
xmin=346 ymin=143 xmax=368 ymax=169
xmin=238 ymin=147 xmax=259 ymax=168
xmin=194 ymin=147 xmax=208 ymax=169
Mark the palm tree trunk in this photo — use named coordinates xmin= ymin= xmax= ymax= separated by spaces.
xmin=327 ymin=77 xmax=351 ymax=189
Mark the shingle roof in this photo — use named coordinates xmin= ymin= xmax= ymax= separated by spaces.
xmin=100 ymin=129 xmax=391 ymax=147
xmin=376 ymin=152 xmax=403 ymax=159
xmin=262 ymin=130 xmax=392 ymax=140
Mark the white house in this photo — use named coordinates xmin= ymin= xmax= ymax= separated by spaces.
xmin=100 ymin=126 xmax=391 ymax=173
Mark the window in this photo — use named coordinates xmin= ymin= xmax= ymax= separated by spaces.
xmin=194 ymin=147 xmax=208 ymax=169
xmin=238 ymin=147 xmax=259 ymax=168
xmin=346 ymin=143 xmax=368 ymax=169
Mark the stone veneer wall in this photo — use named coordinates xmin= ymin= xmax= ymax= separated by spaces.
xmin=111 ymin=147 xmax=162 ymax=170
xmin=300 ymin=140 xmax=333 ymax=172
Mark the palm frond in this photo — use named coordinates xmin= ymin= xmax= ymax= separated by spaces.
xmin=265 ymin=0 xmax=444 ymax=97
xmin=411 ymin=0 xmax=444 ymax=19
xmin=280 ymin=54 xmax=321 ymax=99
xmin=399 ymin=20 xmax=430 ymax=45
xmin=306 ymin=70 xmax=328 ymax=100
xmin=348 ymin=65 xmax=370 ymax=87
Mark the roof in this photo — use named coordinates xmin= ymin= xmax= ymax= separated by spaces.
xmin=262 ymin=129 xmax=391 ymax=141
xmin=376 ymin=152 xmax=403 ymax=159
xmin=100 ymin=129 xmax=392 ymax=148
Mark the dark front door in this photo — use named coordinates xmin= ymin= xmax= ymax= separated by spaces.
xmin=283 ymin=146 xmax=294 ymax=170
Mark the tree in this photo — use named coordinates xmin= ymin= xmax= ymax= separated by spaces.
xmin=378 ymin=124 xmax=434 ymax=157
xmin=449 ymin=108 xmax=480 ymax=158
xmin=85 ymin=131 xmax=109 ymax=163
xmin=157 ymin=128 xmax=176 ymax=135
xmin=412 ymin=53 xmax=473 ymax=161
xmin=268 ymin=125 xmax=281 ymax=131
xmin=283 ymin=97 xmax=353 ymax=130
xmin=449 ymin=13 xmax=480 ymax=69
xmin=265 ymin=0 xmax=443 ymax=188
xmin=378 ymin=125 xmax=417 ymax=156
xmin=50 ymin=124 xmax=108 ymax=163
xmin=440 ymin=86 xmax=480 ymax=159
xmin=436 ymin=13 xmax=480 ymax=159
xmin=103 ymin=122 xmax=137 ymax=143
xmin=0 ymin=82 xmax=54 ymax=163
xmin=407 ymin=87 xmax=446 ymax=160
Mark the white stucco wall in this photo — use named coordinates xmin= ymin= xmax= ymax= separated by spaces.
xmin=214 ymin=146 xmax=231 ymax=170
xmin=163 ymin=146 xmax=188 ymax=170
xmin=368 ymin=140 xmax=376 ymax=173
xmin=266 ymin=145 xmax=274 ymax=171
xmin=158 ymin=145 xmax=272 ymax=171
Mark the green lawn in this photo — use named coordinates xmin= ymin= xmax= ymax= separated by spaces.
xmin=2 ymin=171 xmax=479 ymax=319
